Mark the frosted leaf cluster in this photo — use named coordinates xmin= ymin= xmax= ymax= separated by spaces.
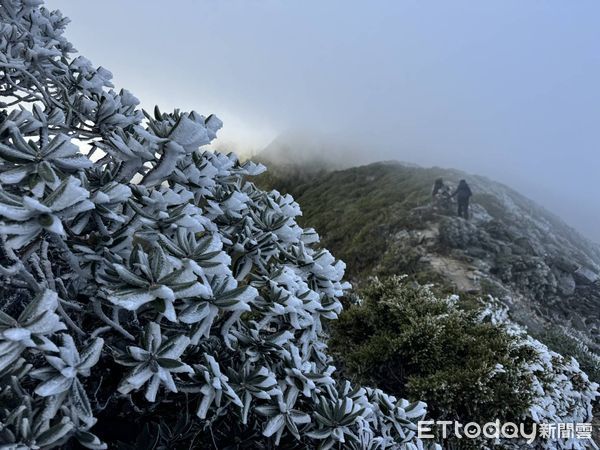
xmin=0 ymin=1 xmax=438 ymax=448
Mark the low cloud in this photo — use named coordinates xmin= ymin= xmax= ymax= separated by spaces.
xmin=50 ymin=0 xmax=600 ymax=241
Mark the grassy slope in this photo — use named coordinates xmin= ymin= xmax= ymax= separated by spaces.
xmin=254 ymin=159 xmax=600 ymax=384
xmin=255 ymin=161 xmax=457 ymax=282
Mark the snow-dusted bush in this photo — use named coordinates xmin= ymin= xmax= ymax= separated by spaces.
xmin=480 ymin=303 xmax=599 ymax=450
xmin=0 ymin=1 xmax=438 ymax=448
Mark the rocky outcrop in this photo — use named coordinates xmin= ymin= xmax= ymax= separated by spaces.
xmin=255 ymin=159 xmax=600 ymax=354
xmin=383 ymin=184 xmax=600 ymax=352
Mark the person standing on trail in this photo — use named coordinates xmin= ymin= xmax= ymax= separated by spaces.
xmin=452 ymin=179 xmax=472 ymax=219
xmin=432 ymin=178 xmax=452 ymax=210
xmin=432 ymin=178 xmax=445 ymax=198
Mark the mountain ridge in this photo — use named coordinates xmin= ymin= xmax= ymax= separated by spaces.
xmin=254 ymin=158 xmax=600 ymax=360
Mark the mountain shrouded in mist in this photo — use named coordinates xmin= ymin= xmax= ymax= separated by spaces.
xmin=255 ymin=152 xmax=600 ymax=365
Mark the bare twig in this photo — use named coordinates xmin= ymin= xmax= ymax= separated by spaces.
xmin=92 ymin=301 xmax=134 ymax=341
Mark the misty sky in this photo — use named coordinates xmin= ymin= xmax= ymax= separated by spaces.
xmin=49 ymin=0 xmax=600 ymax=241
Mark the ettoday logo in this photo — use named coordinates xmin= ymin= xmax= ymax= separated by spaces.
xmin=417 ymin=420 xmax=594 ymax=444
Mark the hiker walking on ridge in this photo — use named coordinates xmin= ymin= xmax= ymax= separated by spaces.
xmin=452 ymin=179 xmax=472 ymax=219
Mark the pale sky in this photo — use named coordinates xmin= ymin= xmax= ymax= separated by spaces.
xmin=49 ymin=0 xmax=600 ymax=241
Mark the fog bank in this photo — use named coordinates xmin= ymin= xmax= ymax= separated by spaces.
xmin=49 ymin=0 xmax=600 ymax=242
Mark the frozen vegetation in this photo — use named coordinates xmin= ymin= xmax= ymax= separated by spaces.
xmin=0 ymin=1 xmax=437 ymax=448
xmin=0 ymin=1 xmax=596 ymax=449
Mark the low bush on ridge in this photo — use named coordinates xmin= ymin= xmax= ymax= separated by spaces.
xmin=331 ymin=277 xmax=598 ymax=449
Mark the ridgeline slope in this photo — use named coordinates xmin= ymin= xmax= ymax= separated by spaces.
xmin=255 ymin=160 xmax=600 ymax=363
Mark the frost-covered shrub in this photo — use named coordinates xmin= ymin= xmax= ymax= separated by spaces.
xmin=331 ymin=277 xmax=598 ymax=449
xmin=0 ymin=1 xmax=438 ymax=448
xmin=532 ymin=326 xmax=600 ymax=384
xmin=480 ymin=303 xmax=599 ymax=450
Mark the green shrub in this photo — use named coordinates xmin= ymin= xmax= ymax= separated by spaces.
xmin=330 ymin=277 xmax=535 ymax=426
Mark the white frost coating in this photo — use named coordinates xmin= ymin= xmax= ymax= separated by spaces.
xmin=169 ymin=115 xmax=210 ymax=150
xmin=0 ymin=1 xmax=474 ymax=448
xmin=478 ymin=302 xmax=598 ymax=449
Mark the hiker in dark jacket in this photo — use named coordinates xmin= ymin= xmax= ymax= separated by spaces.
xmin=452 ymin=179 xmax=472 ymax=219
